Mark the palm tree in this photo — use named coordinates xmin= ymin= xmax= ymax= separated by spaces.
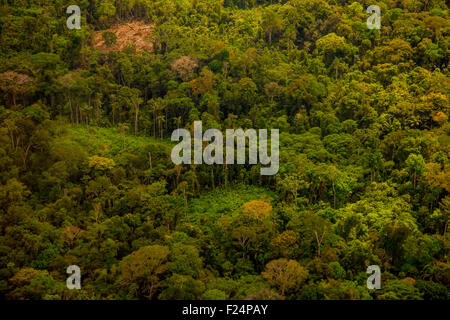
xmin=148 ymin=98 xmax=165 ymax=137
xmin=157 ymin=115 xmax=165 ymax=139
xmin=172 ymin=116 xmax=182 ymax=129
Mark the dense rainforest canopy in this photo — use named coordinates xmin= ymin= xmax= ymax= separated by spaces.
xmin=0 ymin=0 xmax=449 ymax=300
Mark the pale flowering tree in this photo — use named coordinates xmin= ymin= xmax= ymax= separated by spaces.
xmin=0 ymin=71 xmax=33 ymax=106
xmin=262 ymin=259 xmax=308 ymax=296
xmin=171 ymin=56 xmax=198 ymax=81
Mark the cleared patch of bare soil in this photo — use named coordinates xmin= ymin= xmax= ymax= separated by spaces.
xmin=92 ymin=22 xmax=154 ymax=52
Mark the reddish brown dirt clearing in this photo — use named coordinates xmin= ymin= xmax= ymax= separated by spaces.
xmin=92 ymin=22 xmax=155 ymax=52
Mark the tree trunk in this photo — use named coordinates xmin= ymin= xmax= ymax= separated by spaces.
xmin=12 ymin=90 xmax=16 ymax=106
xmin=23 ymin=143 xmax=31 ymax=169
xmin=314 ymin=230 xmax=326 ymax=258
